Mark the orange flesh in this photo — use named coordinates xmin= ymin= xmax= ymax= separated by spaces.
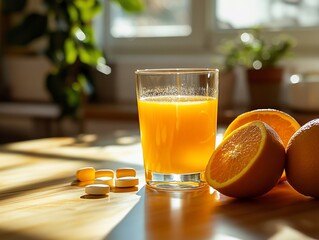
xmin=210 ymin=123 xmax=263 ymax=184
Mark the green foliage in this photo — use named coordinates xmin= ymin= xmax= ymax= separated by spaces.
xmin=219 ymin=28 xmax=296 ymax=71
xmin=3 ymin=0 xmax=143 ymax=118
xmin=111 ymin=0 xmax=144 ymax=13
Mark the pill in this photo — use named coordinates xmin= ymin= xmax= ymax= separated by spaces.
xmin=95 ymin=176 xmax=114 ymax=187
xmin=115 ymin=176 xmax=139 ymax=188
xmin=95 ymin=169 xmax=115 ymax=178
xmin=76 ymin=167 xmax=95 ymax=181
xmin=85 ymin=184 xmax=110 ymax=195
xmin=116 ymin=168 xmax=136 ymax=178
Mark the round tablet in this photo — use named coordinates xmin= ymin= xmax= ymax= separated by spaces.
xmin=76 ymin=167 xmax=95 ymax=181
xmin=116 ymin=168 xmax=136 ymax=178
xmin=95 ymin=176 xmax=114 ymax=187
xmin=115 ymin=176 xmax=139 ymax=188
xmin=85 ymin=184 xmax=110 ymax=195
xmin=95 ymin=169 xmax=115 ymax=178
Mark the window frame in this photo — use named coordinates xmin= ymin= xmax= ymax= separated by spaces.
xmin=102 ymin=0 xmax=319 ymax=57
xmin=104 ymin=0 xmax=211 ymax=56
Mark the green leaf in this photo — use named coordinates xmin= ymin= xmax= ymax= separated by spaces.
xmin=111 ymin=0 xmax=144 ymax=13
xmin=78 ymin=47 xmax=91 ymax=65
xmin=67 ymin=5 xmax=79 ymax=22
xmin=78 ymin=45 xmax=103 ymax=66
xmin=64 ymin=38 xmax=78 ymax=64
xmin=72 ymin=26 xmax=90 ymax=44
xmin=74 ymin=0 xmax=96 ymax=9
xmin=46 ymin=71 xmax=81 ymax=118
xmin=65 ymin=87 xmax=81 ymax=109
xmin=78 ymin=73 xmax=94 ymax=95
xmin=67 ymin=4 xmax=79 ymax=23
xmin=73 ymin=0 xmax=102 ymax=22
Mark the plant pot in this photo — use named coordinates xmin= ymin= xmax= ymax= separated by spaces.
xmin=246 ymin=67 xmax=283 ymax=109
xmin=287 ymin=73 xmax=319 ymax=112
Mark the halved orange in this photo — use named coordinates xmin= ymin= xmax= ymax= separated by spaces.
xmin=206 ymin=121 xmax=285 ymax=198
xmin=224 ymin=109 xmax=300 ymax=147
xmin=223 ymin=109 xmax=300 ymax=182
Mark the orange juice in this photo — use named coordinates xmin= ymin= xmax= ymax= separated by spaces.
xmin=137 ymin=95 xmax=218 ymax=174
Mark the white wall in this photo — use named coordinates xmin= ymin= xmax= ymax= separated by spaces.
xmin=111 ymin=54 xmax=214 ymax=103
xmin=111 ymin=55 xmax=319 ymax=109
xmin=5 ymin=53 xmax=319 ymax=109
xmin=3 ymin=55 xmax=52 ymax=102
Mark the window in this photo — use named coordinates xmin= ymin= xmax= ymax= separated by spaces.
xmin=216 ymin=0 xmax=319 ymax=29
xmin=104 ymin=0 xmax=206 ymax=54
xmin=110 ymin=0 xmax=192 ymax=38
xmin=104 ymin=0 xmax=319 ymax=55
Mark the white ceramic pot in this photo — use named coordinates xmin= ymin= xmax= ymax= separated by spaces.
xmin=287 ymin=74 xmax=319 ymax=112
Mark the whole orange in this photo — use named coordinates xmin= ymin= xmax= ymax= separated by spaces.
xmin=206 ymin=121 xmax=285 ymax=198
xmin=286 ymin=119 xmax=319 ymax=198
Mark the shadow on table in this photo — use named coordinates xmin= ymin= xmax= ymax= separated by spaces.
xmin=0 ymin=228 xmax=43 ymax=240
xmin=0 ymin=130 xmax=143 ymax=201
xmin=106 ymin=182 xmax=319 ymax=240
xmin=214 ymin=182 xmax=319 ymax=239
xmin=106 ymin=185 xmax=218 ymax=240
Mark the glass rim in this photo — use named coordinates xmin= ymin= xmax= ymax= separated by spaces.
xmin=135 ymin=68 xmax=219 ymax=75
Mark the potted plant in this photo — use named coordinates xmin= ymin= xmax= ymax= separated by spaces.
xmin=220 ymin=28 xmax=295 ymax=109
xmin=2 ymin=0 xmax=143 ymax=118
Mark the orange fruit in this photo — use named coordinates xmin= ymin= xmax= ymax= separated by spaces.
xmin=224 ymin=109 xmax=300 ymax=147
xmin=224 ymin=109 xmax=300 ymax=182
xmin=286 ymin=119 xmax=319 ymax=198
xmin=206 ymin=120 xmax=285 ymax=198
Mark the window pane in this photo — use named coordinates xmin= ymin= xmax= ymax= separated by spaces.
xmin=216 ymin=0 xmax=319 ymax=29
xmin=110 ymin=0 xmax=191 ymax=38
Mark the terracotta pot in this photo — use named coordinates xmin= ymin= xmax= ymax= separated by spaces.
xmin=246 ymin=67 xmax=283 ymax=109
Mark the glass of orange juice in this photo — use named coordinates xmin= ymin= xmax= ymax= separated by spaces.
xmin=136 ymin=68 xmax=219 ymax=190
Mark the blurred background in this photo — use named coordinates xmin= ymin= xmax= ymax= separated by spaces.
xmin=0 ymin=0 xmax=319 ymax=143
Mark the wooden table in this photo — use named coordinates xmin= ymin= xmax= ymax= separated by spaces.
xmin=1 ymin=130 xmax=319 ymax=240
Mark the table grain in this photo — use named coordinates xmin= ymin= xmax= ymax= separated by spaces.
xmin=0 ymin=131 xmax=318 ymax=240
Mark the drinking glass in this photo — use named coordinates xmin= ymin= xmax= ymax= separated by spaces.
xmin=136 ymin=68 xmax=219 ymax=190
